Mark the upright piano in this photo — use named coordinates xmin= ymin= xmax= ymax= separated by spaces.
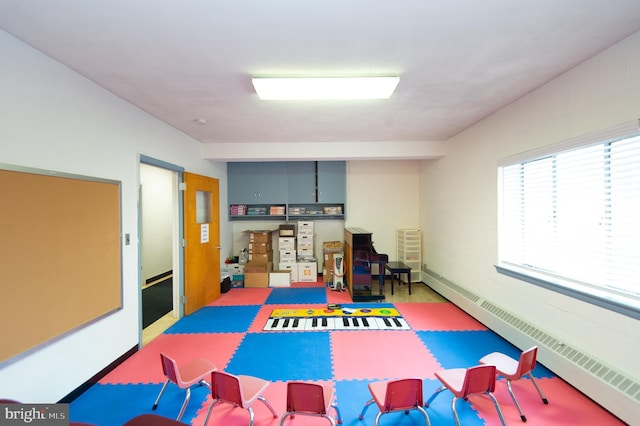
xmin=344 ymin=227 xmax=387 ymax=302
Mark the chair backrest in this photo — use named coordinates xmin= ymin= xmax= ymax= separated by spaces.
xmin=159 ymin=353 xmax=180 ymax=384
xmin=286 ymin=382 xmax=327 ymax=415
xmin=384 ymin=378 xmax=424 ymax=411
xmin=212 ymin=371 xmax=244 ymax=407
xmin=516 ymin=346 xmax=538 ymax=378
xmin=462 ymin=365 xmax=497 ymax=396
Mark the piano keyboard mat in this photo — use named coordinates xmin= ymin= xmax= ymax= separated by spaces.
xmin=69 ymin=283 xmax=621 ymax=426
xmin=263 ymin=307 xmax=411 ymax=330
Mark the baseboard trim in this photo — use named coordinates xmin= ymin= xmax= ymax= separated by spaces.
xmin=145 ymin=270 xmax=172 ymax=285
xmin=58 ymin=345 xmax=138 ymax=403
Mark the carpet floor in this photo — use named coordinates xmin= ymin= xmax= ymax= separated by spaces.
xmin=142 ymin=278 xmax=173 ymax=329
xmin=70 ymin=282 xmax=624 ymax=426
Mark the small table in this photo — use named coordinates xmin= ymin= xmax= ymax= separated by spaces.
xmin=384 ymin=261 xmax=412 ymax=295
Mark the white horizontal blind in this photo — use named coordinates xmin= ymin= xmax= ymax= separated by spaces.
xmin=499 ymin=123 xmax=640 ymax=301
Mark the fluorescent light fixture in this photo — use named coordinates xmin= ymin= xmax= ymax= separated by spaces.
xmin=252 ymin=76 xmax=400 ymax=100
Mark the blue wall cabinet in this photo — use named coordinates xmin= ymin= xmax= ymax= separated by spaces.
xmin=228 ymin=162 xmax=288 ymax=205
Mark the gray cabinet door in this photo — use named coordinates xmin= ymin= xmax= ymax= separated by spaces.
xmin=228 ymin=162 xmax=287 ymax=204
xmin=317 ymin=161 xmax=346 ymax=203
xmin=287 ymin=161 xmax=316 ymax=203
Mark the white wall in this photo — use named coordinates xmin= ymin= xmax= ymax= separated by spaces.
xmin=140 ymin=164 xmax=174 ymax=282
xmin=0 ymin=30 xmax=230 ymax=402
xmin=420 ymin=30 xmax=640 ymax=416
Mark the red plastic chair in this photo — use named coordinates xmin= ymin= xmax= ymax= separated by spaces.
xmin=426 ymin=365 xmax=506 ymax=426
xmin=279 ymin=381 xmax=342 ymax=425
xmin=123 ymin=414 xmax=187 ymax=425
xmin=358 ymin=378 xmax=431 ymax=426
xmin=152 ymin=353 xmax=217 ymax=421
xmin=480 ymin=346 xmax=549 ymax=422
xmin=203 ymin=371 xmax=278 ymax=426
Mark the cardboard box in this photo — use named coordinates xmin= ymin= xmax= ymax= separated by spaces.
xmin=279 ymin=224 xmax=295 ymax=236
xmin=322 ymin=241 xmax=343 ymax=251
xmin=248 ymin=230 xmax=273 ymax=243
xmin=244 ymin=261 xmax=272 ymax=288
xmin=279 ymin=250 xmax=296 ymax=263
xmin=278 ymin=262 xmax=299 ymax=282
xmin=298 ymin=261 xmax=317 ymax=282
xmin=298 ymin=221 xmax=314 ymax=234
xmin=228 ymin=263 xmax=244 ymax=275
xmin=248 ymin=251 xmax=273 ymax=263
xmin=269 ymin=270 xmax=292 ymax=287
xmin=297 ymin=234 xmax=314 ymax=248
xmin=278 ymin=237 xmax=296 ymax=250
xmin=249 ymin=241 xmax=272 ymax=253
xmin=322 ymin=251 xmax=344 ymax=283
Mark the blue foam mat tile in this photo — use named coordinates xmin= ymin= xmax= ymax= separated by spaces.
xmin=69 ymin=383 xmax=208 ymax=426
xmin=225 ymin=332 xmax=332 ymax=381
xmin=423 ymin=377 xmax=486 ymax=425
xmin=164 ymin=305 xmax=260 ymax=334
xmin=265 ymin=287 xmax=327 ymax=304
xmin=415 ymin=330 xmax=555 ymax=378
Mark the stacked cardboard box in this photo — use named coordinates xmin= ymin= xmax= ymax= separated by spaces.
xmin=277 ymin=233 xmax=297 ymax=283
xmin=322 ymin=241 xmax=344 ymax=284
xmin=245 ymin=230 xmax=274 ymax=287
xmin=297 ymin=221 xmax=317 ymax=282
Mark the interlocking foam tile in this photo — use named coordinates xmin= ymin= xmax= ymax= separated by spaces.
xmin=395 ymin=302 xmax=488 ymax=331
xmin=164 ymin=305 xmax=260 ymax=334
xmin=210 ymin=287 xmax=271 ymax=306
xmin=100 ymin=332 xmax=245 ymax=384
xmin=265 ymin=287 xmax=327 ymax=304
xmin=490 ymin=377 xmax=626 ymax=426
xmin=331 ymin=330 xmax=441 ymax=381
xmin=70 ymin=383 xmax=209 ymax=426
xmin=416 ymin=330 xmax=554 ymax=378
xmin=326 ymin=287 xmax=353 ymax=304
xmin=247 ymin=303 xmax=327 ymax=333
xmin=424 ymin=377 xmax=489 ymax=425
xmin=226 ymin=332 xmax=332 ymax=381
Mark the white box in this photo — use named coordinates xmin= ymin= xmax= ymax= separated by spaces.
xmin=297 ymin=248 xmax=314 ymax=257
xmin=278 ymin=262 xmax=299 ymax=282
xmin=279 ymin=250 xmax=296 ymax=263
xmin=228 ymin=263 xmax=244 ymax=275
xmin=297 ymin=261 xmax=317 ymax=282
xmin=298 ymin=221 xmax=314 ymax=235
xmin=278 ymin=237 xmax=296 ymax=250
xmin=269 ymin=271 xmax=291 ymax=287
xmin=297 ymin=234 xmax=314 ymax=248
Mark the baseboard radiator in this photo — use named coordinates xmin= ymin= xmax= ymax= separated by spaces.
xmin=422 ymin=268 xmax=639 ymax=424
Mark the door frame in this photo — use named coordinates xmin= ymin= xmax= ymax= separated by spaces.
xmin=138 ymin=155 xmax=185 ymax=343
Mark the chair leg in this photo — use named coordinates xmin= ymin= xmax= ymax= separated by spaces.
xmin=332 ymin=403 xmax=342 ymax=424
xmin=374 ymin=411 xmax=383 ymax=426
xmin=425 ymin=385 xmax=447 ymax=407
xmin=247 ymin=406 xmax=255 ymax=426
xmin=152 ymin=379 xmax=170 ymax=410
xmin=527 ymin=373 xmax=549 ymax=404
xmin=486 ymin=391 xmax=507 ymax=426
xmin=506 ymin=379 xmax=527 ymax=421
xmin=279 ymin=411 xmax=292 ymax=426
xmin=416 ymin=405 xmax=431 ymax=426
xmin=203 ymin=399 xmax=219 ymax=426
xmin=358 ymin=398 xmax=375 ymax=420
xmin=257 ymin=395 xmax=278 ymax=418
xmin=451 ymin=396 xmax=462 ymax=426
xmin=176 ymin=387 xmax=190 ymax=421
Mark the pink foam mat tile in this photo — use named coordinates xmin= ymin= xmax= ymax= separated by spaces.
xmin=209 ymin=287 xmax=271 ymax=306
xmin=331 ymin=330 xmax=442 ymax=381
xmin=395 ymin=302 xmax=487 ymax=331
xmin=99 ymin=332 xmax=245 ymax=385
xmin=247 ymin=304 xmax=327 ymax=333
xmin=192 ymin=380 xmax=340 ymax=426
xmin=326 ymin=288 xmax=353 ymax=304
xmin=290 ymin=281 xmax=325 ymax=288
xmin=476 ymin=377 xmax=627 ymax=426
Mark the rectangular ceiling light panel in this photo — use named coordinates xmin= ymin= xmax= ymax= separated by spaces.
xmin=252 ymin=76 xmax=400 ymax=100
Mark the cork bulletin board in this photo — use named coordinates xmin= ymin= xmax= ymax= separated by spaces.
xmin=0 ymin=164 xmax=122 ymax=364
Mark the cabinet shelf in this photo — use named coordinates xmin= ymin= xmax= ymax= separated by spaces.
xmin=229 ymin=203 xmax=344 ymax=221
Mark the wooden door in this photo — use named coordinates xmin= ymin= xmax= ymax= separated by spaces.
xmin=183 ymin=172 xmax=220 ymax=315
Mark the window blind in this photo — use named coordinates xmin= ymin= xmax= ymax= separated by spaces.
xmin=498 ymin=120 xmax=640 ymax=306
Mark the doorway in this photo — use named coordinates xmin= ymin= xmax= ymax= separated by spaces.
xmin=139 ymin=158 xmax=184 ymax=345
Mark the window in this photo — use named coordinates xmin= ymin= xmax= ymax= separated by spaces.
xmin=497 ymin=120 xmax=640 ymax=319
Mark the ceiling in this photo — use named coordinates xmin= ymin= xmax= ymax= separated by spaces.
xmin=2 ymin=1 xmax=640 ymax=151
